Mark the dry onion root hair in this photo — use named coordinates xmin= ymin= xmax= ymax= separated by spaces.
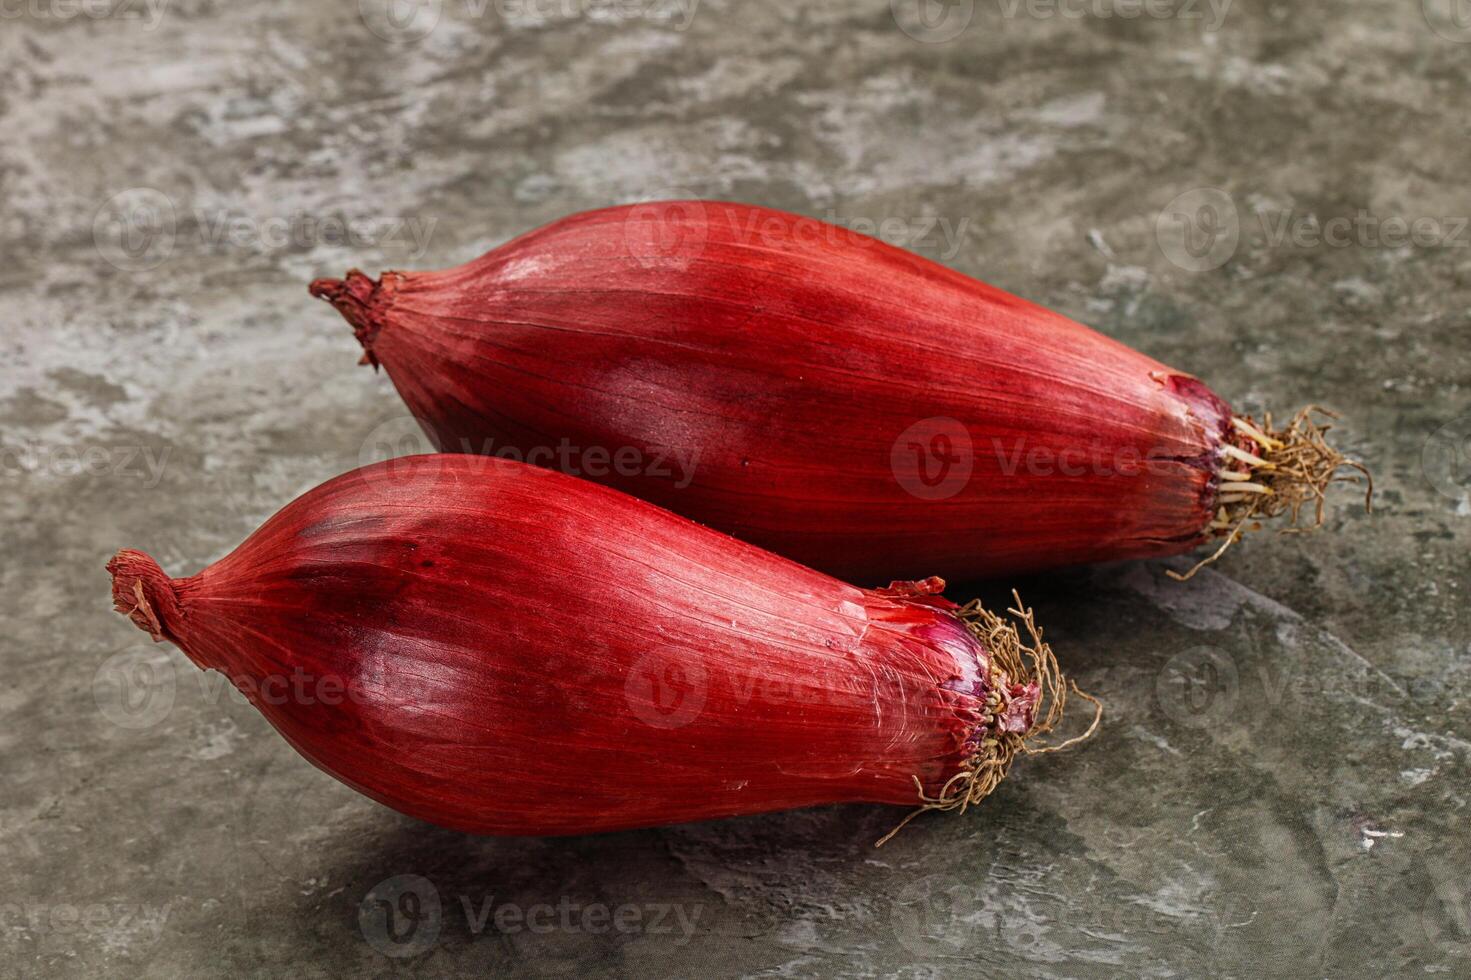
xmin=1171 ymin=406 xmax=1374 ymax=582
xmin=876 ymin=591 xmax=1102 ymax=846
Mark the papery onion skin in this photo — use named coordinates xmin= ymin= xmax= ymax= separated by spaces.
xmin=312 ymin=201 xmax=1234 ymax=583
xmin=107 ymin=456 xmax=1039 ymax=837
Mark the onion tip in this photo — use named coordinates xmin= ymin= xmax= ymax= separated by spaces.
xmin=106 ymin=549 xmax=180 ymax=644
xmin=310 ymin=269 xmax=387 ymax=369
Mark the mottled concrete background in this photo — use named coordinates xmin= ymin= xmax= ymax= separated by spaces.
xmin=3 ymin=0 xmax=1469 ymax=976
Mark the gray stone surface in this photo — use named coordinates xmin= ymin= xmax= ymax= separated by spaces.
xmin=3 ymin=1 xmax=1469 ymax=976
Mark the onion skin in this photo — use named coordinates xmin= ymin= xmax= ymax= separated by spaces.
xmin=107 ymin=456 xmax=1041 ymax=837
xmin=312 ymin=201 xmax=1234 ymax=583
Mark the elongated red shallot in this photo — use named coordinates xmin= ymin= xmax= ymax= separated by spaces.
xmin=312 ymin=201 xmax=1370 ymax=582
xmin=108 ymin=456 xmax=1096 ymax=841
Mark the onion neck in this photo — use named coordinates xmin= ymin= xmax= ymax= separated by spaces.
xmin=106 ymin=549 xmax=184 ymax=644
xmin=309 ymin=269 xmax=394 ymax=368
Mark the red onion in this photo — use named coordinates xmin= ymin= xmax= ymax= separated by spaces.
xmin=107 ymin=456 xmax=1096 ymax=841
xmin=312 ymin=201 xmax=1370 ymax=582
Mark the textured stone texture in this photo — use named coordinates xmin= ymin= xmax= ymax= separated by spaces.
xmin=2 ymin=1 xmax=1469 ymax=976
